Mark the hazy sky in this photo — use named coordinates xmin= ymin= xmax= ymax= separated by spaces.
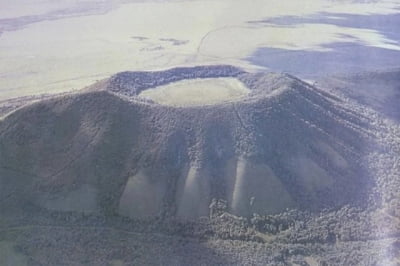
xmin=0 ymin=0 xmax=399 ymax=99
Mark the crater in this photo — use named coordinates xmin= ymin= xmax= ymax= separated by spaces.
xmin=138 ymin=77 xmax=250 ymax=106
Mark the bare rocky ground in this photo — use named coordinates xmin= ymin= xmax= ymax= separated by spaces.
xmin=0 ymin=65 xmax=399 ymax=265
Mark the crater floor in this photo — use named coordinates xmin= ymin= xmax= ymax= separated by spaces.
xmin=138 ymin=77 xmax=250 ymax=106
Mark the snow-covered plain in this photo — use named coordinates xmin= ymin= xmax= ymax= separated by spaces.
xmin=0 ymin=0 xmax=399 ymax=99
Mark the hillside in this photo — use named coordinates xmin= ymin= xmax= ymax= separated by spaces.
xmin=317 ymin=68 xmax=400 ymax=121
xmin=0 ymin=66 xmax=379 ymax=219
xmin=0 ymin=66 xmax=399 ymax=265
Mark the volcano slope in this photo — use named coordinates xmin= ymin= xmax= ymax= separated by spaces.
xmin=0 ymin=65 xmax=399 ymax=265
xmin=317 ymin=68 xmax=400 ymax=122
xmin=0 ymin=65 xmax=373 ymax=218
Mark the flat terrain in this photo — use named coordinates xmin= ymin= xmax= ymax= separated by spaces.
xmin=139 ymin=78 xmax=250 ymax=106
xmin=1 ymin=0 xmax=399 ymax=100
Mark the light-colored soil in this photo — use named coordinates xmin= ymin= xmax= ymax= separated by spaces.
xmin=138 ymin=78 xmax=250 ymax=106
